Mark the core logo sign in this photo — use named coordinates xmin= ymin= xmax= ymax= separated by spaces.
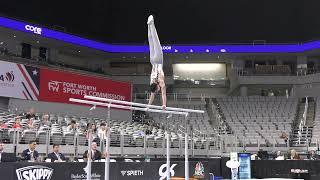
xmin=25 ymin=25 xmax=42 ymax=35
xmin=162 ymin=46 xmax=172 ymax=50
xmin=16 ymin=165 xmax=53 ymax=180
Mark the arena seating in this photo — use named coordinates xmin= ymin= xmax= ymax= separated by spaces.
xmin=147 ymin=101 xmax=215 ymax=136
xmin=216 ymin=96 xmax=298 ymax=147
xmin=0 ymin=102 xmax=215 ymax=152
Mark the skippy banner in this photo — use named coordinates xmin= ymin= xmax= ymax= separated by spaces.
xmin=0 ymin=60 xmax=132 ymax=103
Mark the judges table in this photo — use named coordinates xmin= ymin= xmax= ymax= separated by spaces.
xmin=0 ymin=161 xmax=209 ymax=180
xmin=251 ymin=160 xmax=320 ymax=180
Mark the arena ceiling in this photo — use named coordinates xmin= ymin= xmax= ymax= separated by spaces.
xmin=0 ymin=0 xmax=320 ymax=44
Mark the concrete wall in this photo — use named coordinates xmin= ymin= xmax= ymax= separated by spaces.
xmin=8 ymin=98 xmax=132 ymax=121
xmin=293 ymin=83 xmax=320 ymax=98
xmin=173 ymin=87 xmax=228 ymax=97
xmin=238 ymin=73 xmax=320 ymax=85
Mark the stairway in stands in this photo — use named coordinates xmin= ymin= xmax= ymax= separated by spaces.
xmin=208 ymin=98 xmax=231 ymax=134
xmin=291 ymin=97 xmax=315 ymax=147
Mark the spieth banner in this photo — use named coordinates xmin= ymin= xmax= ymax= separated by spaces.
xmin=39 ymin=68 xmax=131 ymax=104
xmin=0 ymin=61 xmax=40 ymax=100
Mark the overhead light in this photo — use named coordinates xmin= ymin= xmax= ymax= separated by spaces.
xmin=0 ymin=42 xmax=3 ymax=45
xmin=13 ymin=35 xmax=16 ymax=38
xmin=78 ymin=50 xmax=81 ymax=53
xmin=36 ymin=41 xmax=40 ymax=44
xmin=190 ymin=49 xmax=193 ymax=53
xmin=206 ymin=49 xmax=210 ymax=53
xmin=174 ymin=49 xmax=178 ymax=52
xmin=220 ymin=49 xmax=226 ymax=52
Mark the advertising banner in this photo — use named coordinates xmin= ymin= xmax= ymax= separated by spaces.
xmin=0 ymin=60 xmax=132 ymax=104
xmin=1 ymin=161 xmax=209 ymax=180
xmin=0 ymin=61 xmax=40 ymax=100
xmin=39 ymin=68 xmax=131 ymax=104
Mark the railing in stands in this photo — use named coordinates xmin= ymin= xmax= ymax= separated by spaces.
xmin=133 ymin=92 xmax=208 ymax=102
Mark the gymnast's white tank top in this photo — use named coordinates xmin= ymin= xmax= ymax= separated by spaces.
xmin=150 ymin=64 xmax=164 ymax=84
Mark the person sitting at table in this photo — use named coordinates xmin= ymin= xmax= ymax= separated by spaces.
xmin=0 ymin=141 xmax=8 ymax=162
xmin=289 ymin=149 xmax=300 ymax=160
xmin=83 ymin=141 xmax=102 ymax=161
xmin=47 ymin=144 xmax=66 ymax=162
xmin=274 ymin=151 xmax=285 ymax=160
xmin=308 ymin=150 xmax=319 ymax=160
xmin=21 ymin=140 xmax=39 ymax=162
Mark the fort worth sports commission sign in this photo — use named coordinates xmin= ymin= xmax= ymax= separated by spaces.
xmin=0 ymin=60 xmax=131 ymax=104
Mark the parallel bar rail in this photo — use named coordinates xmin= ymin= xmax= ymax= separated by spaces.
xmin=84 ymin=95 xmax=205 ymax=114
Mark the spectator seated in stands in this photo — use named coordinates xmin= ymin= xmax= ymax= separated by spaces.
xmin=308 ymin=150 xmax=319 ymax=160
xmin=47 ymin=144 xmax=66 ymax=162
xmin=66 ymin=120 xmax=78 ymax=133
xmin=98 ymin=123 xmax=108 ymax=140
xmin=21 ymin=140 xmax=39 ymax=162
xmin=83 ymin=141 xmax=102 ymax=162
xmin=0 ymin=118 xmax=7 ymax=129
xmin=145 ymin=126 xmax=152 ymax=135
xmin=280 ymin=132 xmax=289 ymax=144
xmin=26 ymin=118 xmax=35 ymax=129
xmin=12 ymin=116 xmax=22 ymax=129
xmin=86 ymin=123 xmax=99 ymax=142
xmin=40 ymin=114 xmax=51 ymax=127
xmin=25 ymin=107 xmax=37 ymax=120
xmin=289 ymin=149 xmax=300 ymax=160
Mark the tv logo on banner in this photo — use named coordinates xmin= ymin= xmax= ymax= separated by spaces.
xmin=16 ymin=165 xmax=53 ymax=180
xmin=25 ymin=25 xmax=42 ymax=35
xmin=158 ymin=164 xmax=177 ymax=180
xmin=120 ymin=170 xmax=144 ymax=176
xmin=193 ymin=162 xmax=205 ymax=179
xmin=0 ymin=71 xmax=15 ymax=82
xmin=0 ymin=71 xmax=15 ymax=88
